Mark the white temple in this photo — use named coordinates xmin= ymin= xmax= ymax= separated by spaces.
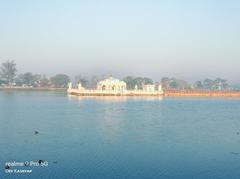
xmin=68 ymin=76 xmax=163 ymax=96
xmin=97 ymin=76 xmax=127 ymax=92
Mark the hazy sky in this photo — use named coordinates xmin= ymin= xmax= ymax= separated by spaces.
xmin=0 ymin=0 xmax=239 ymax=82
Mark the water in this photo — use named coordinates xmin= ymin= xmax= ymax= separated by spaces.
xmin=1 ymin=91 xmax=240 ymax=179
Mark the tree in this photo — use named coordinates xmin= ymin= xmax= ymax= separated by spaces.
xmin=202 ymin=78 xmax=228 ymax=90
xmin=134 ymin=77 xmax=146 ymax=89
xmin=213 ymin=78 xmax=228 ymax=90
xmin=174 ymin=79 xmax=190 ymax=90
xmin=123 ymin=76 xmax=136 ymax=90
xmin=142 ymin=77 xmax=153 ymax=85
xmin=169 ymin=79 xmax=178 ymax=89
xmin=75 ymin=75 xmax=88 ymax=87
xmin=161 ymin=77 xmax=190 ymax=90
xmin=51 ymin=74 xmax=70 ymax=88
xmin=194 ymin=81 xmax=203 ymax=89
xmin=0 ymin=60 xmax=17 ymax=84
xmin=16 ymin=73 xmax=44 ymax=87
xmin=161 ymin=77 xmax=170 ymax=89
xmin=39 ymin=75 xmax=50 ymax=87
xmin=123 ymin=76 xmax=154 ymax=90
xmin=203 ymin=78 xmax=214 ymax=90
xmin=21 ymin=73 xmax=36 ymax=86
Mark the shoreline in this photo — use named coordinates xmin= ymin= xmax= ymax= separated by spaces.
xmin=164 ymin=90 xmax=240 ymax=97
xmin=68 ymin=89 xmax=240 ymax=97
xmin=1 ymin=87 xmax=240 ymax=97
xmin=0 ymin=86 xmax=66 ymax=91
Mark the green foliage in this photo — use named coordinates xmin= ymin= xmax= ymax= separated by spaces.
xmin=20 ymin=73 xmax=36 ymax=86
xmin=51 ymin=74 xmax=70 ymax=88
xmin=194 ymin=81 xmax=203 ymax=89
xmin=123 ymin=76 xmax=136 ymax=89
xmin=15 ymin=73 xmax=49 ymax=87
xmin=75 ymin=75 xmax=88 ymax=87
xmin=169 ymin=80 xmax=178 ymax=88
xmin=123 ymin=76 xmax=153 ymax=90
xmin=161 ymin=77 xmax=190 ymax=90
xmin=39 ymin=76 xmax=50 ymax=87
xmin=161 ymin=77 xmax=170 ymax=89
xmin=0 ymin=60 xmax=17 ymax=84
xmin=0 ymin=61 xmax=232 ymax=91
xmin=201 ymin=78 xmax=228 ymax=90
xmin=203 ymin=78 xmax=214 ymax=89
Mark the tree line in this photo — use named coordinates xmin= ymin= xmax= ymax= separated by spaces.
xmin=0 ymin=60 xmax=235 ymax=90
xmin=0 ymin=61 xmax=70 ymax=88
xmin=161 ymin=77 xmax=231 ymax=90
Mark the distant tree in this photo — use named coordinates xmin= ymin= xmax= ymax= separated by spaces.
xmin=51 ymin=74 xmax=70 ymax=88
xmin=202 ymin=78 xmax=228 ymax=90
xmin=123 ymin=76 xmax=136 ymax=89
xmin=161 ymin=77 xmax=170 ymax=89
xmin=169 ymin=79 xmax=178 ymax=89
xmin=194 ymin=81 xmax=203 ymax=89
xmin=21 ymin=73 xmax=36 ymax=86
xmin=161 ymin=77 xmax=190 ymax=90
xmin=15 ymin=74 xmax=23 ymax=85
xmin=133 ymin=77 xmax=144 ymax=89
xmin=75 ymin=75 xmax=88 ymax=87
xmin=142 ymin=77 xmax=153 ymax=85
xmin=123 ymin=76 xmax=153 ymax=90
xmin=0 ymin=60 xmax=17 ymax=84
xmin=16 ymin=73 xmax=43 ymax=87
xmin=213 ymin=78 xmax=228 ymax=90
xmin=203 ymin=78 xmax=214 ymax=90
xmin=0 ymin=79 xmax=7 ymax=86
xmin=174 ymin=79 xmax=190 ymax=89
xmin=39 ymin=75 xmax=50 ymax=87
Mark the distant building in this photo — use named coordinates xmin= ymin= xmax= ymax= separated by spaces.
xmin=134 ymin=85 xmax=138 ymax=90
xmin=97 ymin=76 xmax=127 ymax=92
xmin=143 ymin=84 xmax=155 ymax=92
xmin=78 ymin=83 xmax=85 ymax=91
xmin=0 ymin=80 xmax=7 ymax=86
xmin=158 ymin=84 xmax=162 ymax=91
xmin=68 ymin=76 xmax=163 ymax=96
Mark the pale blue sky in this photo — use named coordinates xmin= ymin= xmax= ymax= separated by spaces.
xmin=0 ymin=0 xmax=239 ymax=82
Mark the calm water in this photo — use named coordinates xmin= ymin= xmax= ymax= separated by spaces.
xmin=1 ymin=91 xmax=240 ymax=179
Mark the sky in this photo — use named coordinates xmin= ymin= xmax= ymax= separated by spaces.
xmin=0 ymin=0 xmax=239 ymax=82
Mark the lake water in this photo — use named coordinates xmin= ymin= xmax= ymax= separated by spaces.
xmin=1 ymin=91 xmax=240 ymax=179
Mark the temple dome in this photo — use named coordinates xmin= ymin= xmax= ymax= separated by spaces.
xmin=97 ymin=76 xmax=126 ymax=91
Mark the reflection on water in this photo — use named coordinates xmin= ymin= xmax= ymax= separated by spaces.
xmin=68 ymin=95 xmax=163 ymax=102
xmin=1 ymin=91 xmax=240 ymax=179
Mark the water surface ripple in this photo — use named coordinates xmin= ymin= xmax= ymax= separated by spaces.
xmin=1 ymin=91 xmax=240 ymax=179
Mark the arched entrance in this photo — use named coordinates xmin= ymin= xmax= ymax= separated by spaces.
xmin=102 ymin=85 xmax=106 ymax=90
xmin=112 ymin=85 xmax=116 ymax=91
